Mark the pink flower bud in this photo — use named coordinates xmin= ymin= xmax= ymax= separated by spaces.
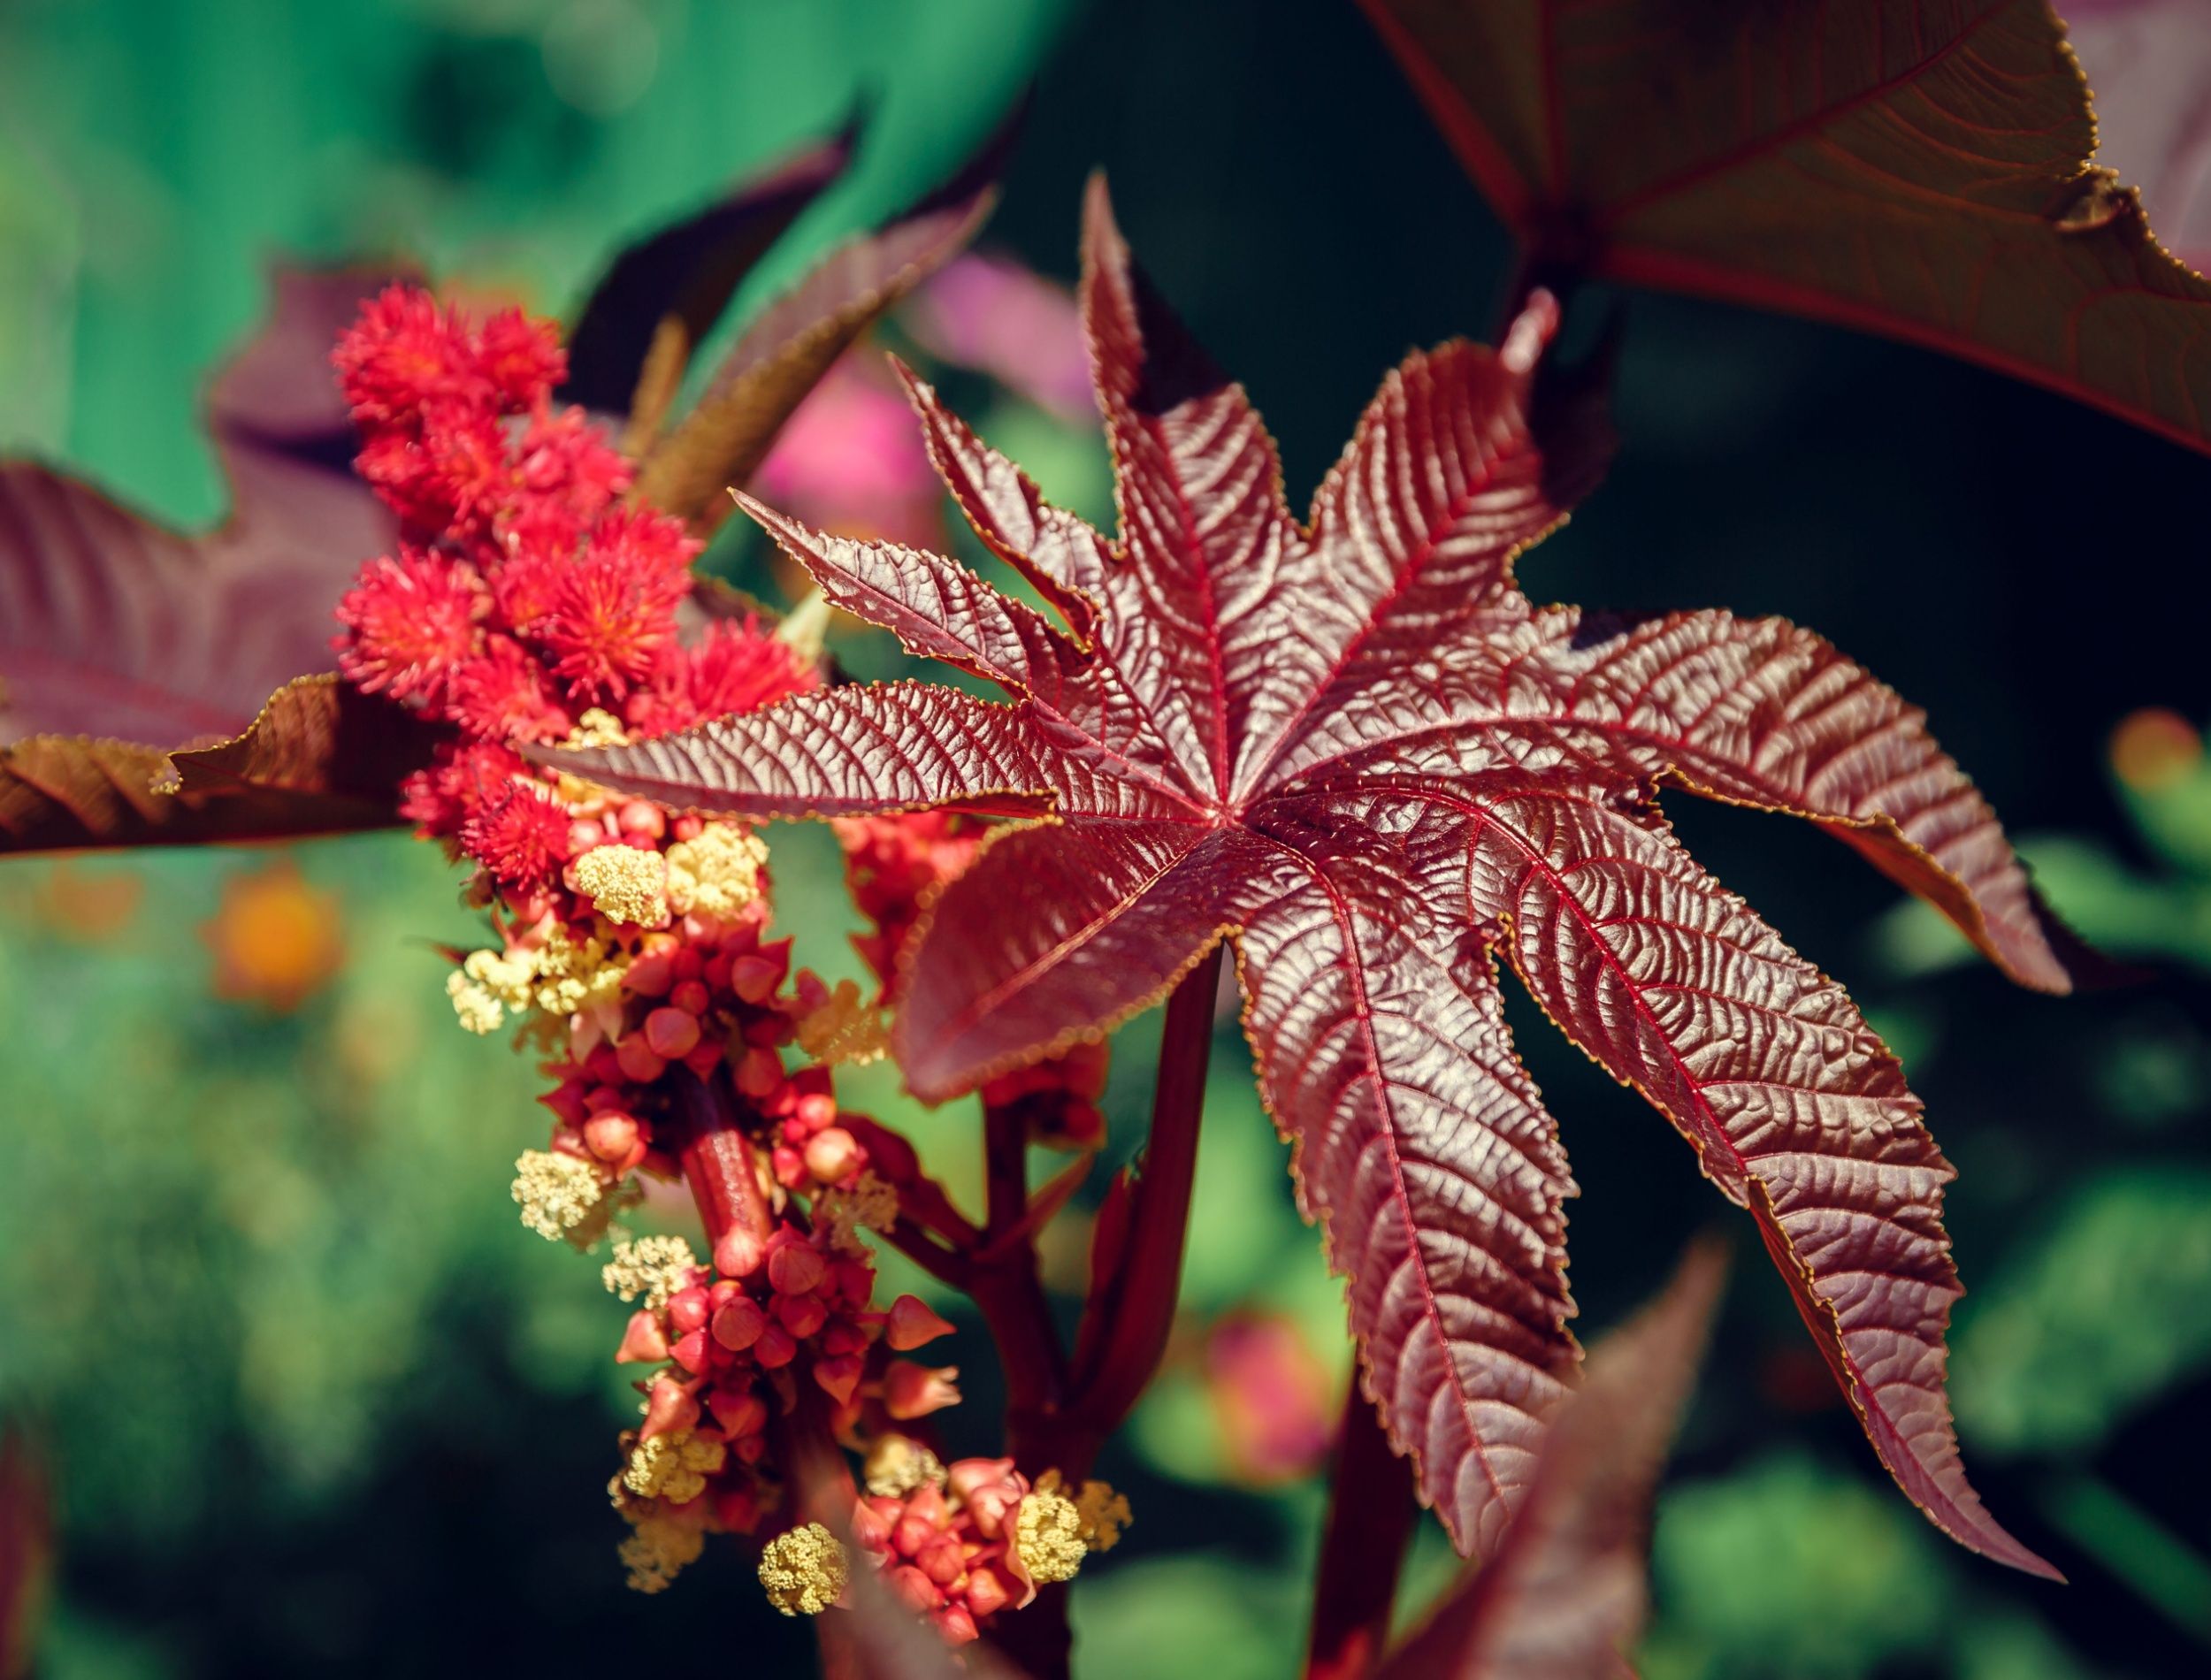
xmin=644 ymin=1006 xmax=700 ymax=1059
xmin=767 ymin=1241 xmax=826 ymax=1297
xmin=670 ymin=979 xmax=710 ymax=1015
xmin=813 ymin=1353 xmax=864 ymax=1407
xmin=916 ymin=1533 xmax=965 ymax=1587
xmin=567 ymin=819 xmax=608 ymax=857
xmin=892 ymin=1512 xmax=936 ymax=1560
xmin=735 ymin=1046 xmax=784 ymax=1098
xmin=714 ymin=1226 xmax=764 ymax=1279
xmin=682 ymin=1039 xmax=723 ymax=1079
xmin=617 ymin=800 xmax=666 ymax=840
xmin=775 ymin=1292 xmax=830 ymax=1340
xmin=885 ymin=1294 xmax=956 ymax=1352
xmin=936 ymin=1605 xmax=979 ymax=1646
xmin=753 ymin=1323 xmax=797 ymax=1369
xmin=615 ymin=1036 xmax=667 ymax=1083
xmin=615 ymin=1310 xmax=669 ymax=1364
xmin=734 ymin=1435 xmax=768 ymax=1466
xmin=672 ymin=1328 xmax=710 ymax=1372
xmin=711 ymin=1296 xmax=767 ymax=1352
xmin=820 ymin=1322 xmax=868 ymax=1358
xmin=582 ymin=1112 xmax=640 ymax=1163
xmin=803 ymin=1126 xmax=861 ymax=1184
xmin=852 ymin=1497 xmax=897 ymax=1551
xmin=884 ymin=1361 xmax=961 ymax=1421
xmin=707 ymin=1386 xmax=767 ymax=1438
xmin=730 ymin=955 xmax=782 ymax=1004
xmin=666 ymin=1287 xmax=711 ymax=1335
xmin=672 ymin=814 xmax=704 ymax=843
xmin=771 ymin=1144 xmax=807 ymax=1187
xmin=945 ymin=1458 xmax=1016 ymax=1504
xmin=964 ymin=1566 xmax=1014 ymax=1620
xmin=640 ymin=1374 xmax=699 ymax=1439
xmin=888 ymin=1563 xmax=939 ymax=1612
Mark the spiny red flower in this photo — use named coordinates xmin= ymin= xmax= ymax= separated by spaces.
xmin=535 ymin=508 xmax=697 ymax=701
xmin=475 ymin=306 xmax=570 ymax=409
xmin=625 ymin=620 xmax=816 ymax=740
xmin=398 ymin=741 xmax=527 ymax=838
xmin=448 ymin=636 xmax=571 ymax=745
xmin=461 ymin=782 xmax=576 ymax=892
xmin=332 ymin=284 xmax=479 ymax=424
xmin=333 ymin=546 xmax=485 ymax=704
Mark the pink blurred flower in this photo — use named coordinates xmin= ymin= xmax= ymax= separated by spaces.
xmin=1203 ymin=1312 xmax=1335 ymax=1485
xmin=752 ymin=357 xmax=945 ymax=550
xmin=903 ymin=254 xmax=1093 ymax=423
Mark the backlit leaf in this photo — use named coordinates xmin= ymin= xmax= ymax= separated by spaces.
xmin=1361 ymin=0 xmax=2211 ymax=454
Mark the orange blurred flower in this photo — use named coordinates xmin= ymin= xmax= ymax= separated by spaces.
xmin=202 ymin=859 xmax=345 ymax=1009
xmin=2109 ymin=706 xmax=2202 ymax=793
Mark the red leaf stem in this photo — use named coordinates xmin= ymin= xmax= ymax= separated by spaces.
xmin=1306 ymin=1382 xmax=1420 ymax=1680
xmin=1068 ymin=946 xmax=1223 ymax=1450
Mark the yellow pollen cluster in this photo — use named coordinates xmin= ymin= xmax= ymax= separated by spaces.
xmin=795 ymin=977 xmax=889 ymax=1066
xmin=814 ymin=1172 xmax=900 ymax=1258
xmin=1014 ymin=1490 xmax=1088 ymax=1585
xmin=758 ymin=1523 xmax=849 ymax=1616
xmin=863 ymin=1433 xmax=947 ymax=1499
xmin=616 ymin=1513 xmax=704 ymax=1594
xmin=571 ymin=845 xmax=669 ymax=928
xmin=447 ymin=969 xmax=505 ymax=1035
xmin=602 ymin=1234 xmax=699 ymax=1311
xmin=531 ymin=922 xmax=630 ymax=1017
xmin=565 ymin=707 xmax=632 ymax=749
xmin=664 ymin=822 xmax=769 ymax=919
xmin=511 ymin=1149 xmax=609 ymax=1243
xmin=623 ymin=1428 xmax=725 ymax=1504
xmin=1074 ymin=1480 xmax=1132 ymax=1553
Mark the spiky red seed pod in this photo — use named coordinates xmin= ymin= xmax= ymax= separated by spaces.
xmin=460 ymin=783 xmax=574 ymax=893
xmin=333 ymin=546 xmax=485 ymax=706
xmin=472 ymin=306 xmax=567 ymax=409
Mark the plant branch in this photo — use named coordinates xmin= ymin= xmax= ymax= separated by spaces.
xmin=1305 ymin=1380 xmax=1419 ymax=1680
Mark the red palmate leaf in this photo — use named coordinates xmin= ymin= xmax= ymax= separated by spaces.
xmin=1360 ymin=0 xmax=2211 ymax=455
xmin=553 ymin=179 xmax=2076 ymax=1574
xmin=1374 ymin=1241 xmax=1724 ymax=1680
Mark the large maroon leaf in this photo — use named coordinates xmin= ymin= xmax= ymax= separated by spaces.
xmin=1361 ymin=0 xmax=2211 ymax=456
xmin=1374 ymin=1241 xmax=1724 ymax=1680
xmin=554 ymin=178 xmax=2072 ymax=1572
xmin=0 ymin=270 xmax=423 ymax=853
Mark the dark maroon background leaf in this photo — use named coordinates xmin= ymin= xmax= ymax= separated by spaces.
xmin=1375 ymin=1241 xmax=1724 ymax=1680
xmin=559 ymin=121 xmax=859 ymax=419
xmin=554 ymin=178 xmax=2068 ymax=1574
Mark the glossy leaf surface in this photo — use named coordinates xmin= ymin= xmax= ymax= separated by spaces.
xmin=1362 ymin=0 xmax=2211 ymax=454
xmin=1375 ymin=1242 xmax=1723 ymax=1680
xmin=558 ymin=179 xmax=2073 ymax=1572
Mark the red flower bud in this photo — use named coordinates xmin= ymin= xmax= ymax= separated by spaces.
xmin=964 ymin=1566 xmax=1014 ymax=1620
xmin=803 ymin=1126 xmax=861 ymax=1184
xmin=753 ymin=1324 xmax=797 ymax=1369
xmin=670 ymin=979 xmax=710 ymax=1015
xmin=582 ymin=1111 xmax=639 ymax=1163
xmin=886 ymin=1294 xmax=956 ymax=1352
xmin=915 ymin=1533 xmax=965 ymax=1587
xmin=767 ymin=1241 xmax=826 ymax=1297
xmin=615 ymin=1310 xmax=669 ymax=1364
xmin=666 ymin=1287 xmax=711 ymax=1335
xmin=671 ymin=1328 xmax=710 ymax=1372
xmin=888 ymin=1563 xmax=939 ymax=1612
xmin=714 ymin=1226 xmax=764 ymax=1279
xmin=884 ymin=1361 xmax=961 ymax=1421
xmin=616 ymin=1035 xmax=667 ymax=1082
xmin=936 ymin=1605 xmax=979 ymax=1646
xmin=644 ymin=1006 xmax=700 ymax=1059
xmin=617 ymin=799 xmax=666 ymax=841
xmin=774 ymin=1292 xmax=830 ymax=1340
xmin=707 ymin=1386 xmax=768 ymax=1438
xmin=813 ymin=1353 xmax=864 ymax=1407
xmin=711 ymin=1296 xmax=767 ymax=1352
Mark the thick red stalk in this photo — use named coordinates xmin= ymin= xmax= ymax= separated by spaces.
xmin=1304 ymin=1381 xmax=1419 ymax=1680
xmin=1068 ymin=945 xmax=1223 ymax=1453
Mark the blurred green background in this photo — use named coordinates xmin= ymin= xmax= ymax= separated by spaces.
xmin=4 ymin=1 xmax=2210 ymax=1676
